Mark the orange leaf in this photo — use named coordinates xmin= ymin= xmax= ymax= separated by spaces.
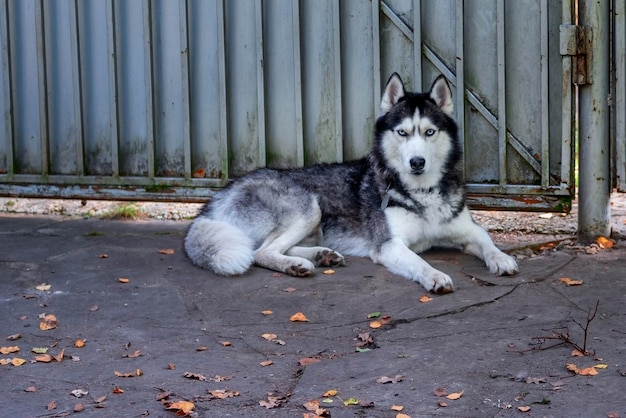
xmin=220 ymin=341 xmax=232 ymax=347
xmin=260 ymin=360 xmax=273 ymax=367
xmin=0 ymin=346 xmax=20 ymax=354
xmin=74 ymin=339 xmax=86 ymax=348
xmin=299 ymin=357 xmax=321 ymax=366
xmin=518 ymin=406 xmax=531 ymax=412
xmin=446 ymin=390 xmax=464 ymax=400
xmin=261 ymin=310 xmax=273 ymax=315
xmin=39 ymin=314 xmax=57 ymax=330
xmin=99 ymin=253 xmax=109 ymax=258
xmin=595 ymin=236 xmax=615 ymax=249
xmin=290 ymin=312 xmax=309 ymax=322
xmin=322 ymin=269 xmax=335 ymax=275
xmin=419 ymin=294 xmax=433 ymax=303
xmin=159 ymin=249 xmax=175 ymax=255
xmin=369 ymin=320 xmax=382 ymax=329
xmin=165 ymin=400 xmax=195 ymax=415
xmin=118 ymin=278 xmax=130 ymax=283
xmin=577 ymin=366 xmax=599 ymax=376
xmin=35 ymin=354 xmax=53 ymax=363
xmin=559 ymin=277 xmax=583 ymax=286
xmin=391 ymin=404 xmax=404 ymax=411
xmin=323 ymin=389 xmax=337 ymax=397
xmin=261 ymin=333 xmax=278 ymax=341
xmin=437 ymin=400 xmax=448 ymax=407
xmin=11 ymin=358 xmax=26 ymax=366
xmin=396 ymin=414 xmax=412 ymax=418
xmin=112 ymin=387 xmax=124 ymax=394
xmin=571 ymin=349 xmax=584 ymax=357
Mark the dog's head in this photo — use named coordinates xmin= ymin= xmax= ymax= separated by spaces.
xmin=375 ymin=74 xmax=460 ymax=189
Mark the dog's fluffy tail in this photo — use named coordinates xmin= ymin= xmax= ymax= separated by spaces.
xmin=184 ymin=217 xmax=255 ymax=275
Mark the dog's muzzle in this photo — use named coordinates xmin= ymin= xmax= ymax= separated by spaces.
xmin=409 ymin=157 xmax=426 ymax=174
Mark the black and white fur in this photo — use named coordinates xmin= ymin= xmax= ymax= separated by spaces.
xmin=184 ymin=74 xmax=518 ymax=293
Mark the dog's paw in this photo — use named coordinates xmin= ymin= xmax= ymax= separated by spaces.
xmin=486 ymin=251 xmax=518 ymax=276
xmin=286 ymin=260 xmax=315 ymax=277
xmin=314 ymin=249 xmax=345 ymax=267
xmin=420 ymin=269 xmax=454 ymax=294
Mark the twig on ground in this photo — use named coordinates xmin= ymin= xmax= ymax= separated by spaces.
xmin=513 ymin=300 xmax=600 ymax=355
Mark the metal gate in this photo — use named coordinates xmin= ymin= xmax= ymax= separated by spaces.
xmin=0 ymin=0 xmax=577 ymax=210
xmin=615 ymin=0 xmax=626 ymax=192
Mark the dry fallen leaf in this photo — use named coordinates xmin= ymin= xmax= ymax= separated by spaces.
xmin=299 ymin=357 xmax=321 ymax=367
xmin=159 ymin=249 xmax=175 ymax=255
xmin=35 ymin=354 xmax=53 ymax=363
xmin=261 ymin=310 xmax=274 ymax=316
xmin=220 ymin=341 xmax=232 ymax=347
xmin=571 ymin=349 xmax=584 ymax=357
xmin=262 ymin=333 xmax=278 ymax=341
xmin=122 ymin=349 xmax=142 ymax=358
xmin=566 ymin=363 xmax=598 ymax=376
xmin=391 ymin=404 xmax=404 ymax=411
xmin=396 ymin=414 xmax=412 ymax=418
xmin=0 ymin=346 xmax=20 ymax=355
xmin=182 ymin=371 xmax=207 ymax=381
xmin=594 ymin=363 xmax=608 ymax=369
xmin=260 ymin=360 xmax=273 ymax=367
xmin=165 ymin=400 xmax=195 ymax=415
xmin=114 ymin=369 xmax=143 ymax=377
xmin=323 ymin=389 xmax=337 ymax=397
xmin=99 ymin=253 xmax=109 ymax=258
xmin=209 ymin=389 xmax=240 ymax=399
xmin=322 ymin=269 xmax=335 ymax=275
xmin=437 ymin=399 xmax=448 ymax=407
xmin=518 ymin=405 xmax=531 ymax=412
xmin=376 ymin=374 xmax=404 ymax=384
xmin=6 ymin=333 xmax=22 ymax=341
xmin=446 ymin=390 xmax=464 ymax=400
xmin=559 ymin=277 xmax=583 ymax=286
xmin=11 ymin=357 xmax=26 ymax=366
xmin=47 ymin=400 xmax=57 ymax=410
xmin=39 ymin=314 xmax=58 ymax=331
xmin=595 ymin=236 xmax=615 ymax=249
xmin=196 ymin=346 xmax=208 ymax=351
xmin=259 ymin=392 xmax=288 ymax=409
xmin=73 ymin=403 xmax=85 ymax=412
xmin=112 ymin=387 xmax=124 ymax=394
xmin=35 ymin=283 xmax=51 ymax=291
xmin=419 ymin=294 xmax=433 ymax=303
xmin=369 ymin=320 xmax=382 ymax=329
xmin=303 ymin=399 xmax=329 ymax=416
xmin=433 ymin=387 xmax=448 ymax=397
xmin=118 ymin=278 xmax=130 ymax=283
xmin=290 ymin=312 xmax=309 ymax=322
xmin=24 ymin=386 xmax=37 ymax=392
xmin=74 ymin=339 xmax=86 ymax=348
xmin=210 ymin=374 xmax=234 ymax=382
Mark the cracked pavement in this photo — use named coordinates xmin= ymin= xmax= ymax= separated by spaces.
xmin=1 ymin=215 xmax=625 ymax=417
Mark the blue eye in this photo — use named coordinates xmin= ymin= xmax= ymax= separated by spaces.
xmin=425 ymin=129 xmax=436 ymax=137
xmin=397 ymin=129 xmax=407 ymax=137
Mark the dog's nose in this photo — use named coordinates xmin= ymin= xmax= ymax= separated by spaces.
xmin=410 ymin=157 xmax=425 ymax=173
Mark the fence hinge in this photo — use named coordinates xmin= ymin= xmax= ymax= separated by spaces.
xmin=560 ymin=24 xmax=593 ymax=85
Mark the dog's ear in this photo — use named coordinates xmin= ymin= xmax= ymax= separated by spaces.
xmin=380 ymin=73 xmax=405 ymax=114
xmin=429 ymin=75 xmax=454 ymax=115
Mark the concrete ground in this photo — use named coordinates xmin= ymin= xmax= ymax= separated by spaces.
xmin=1 ymin=214 xmax=625 ymax=418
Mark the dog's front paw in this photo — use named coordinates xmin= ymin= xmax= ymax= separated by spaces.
xmin=314 ymin=249 xmax=345 ymax=267
xmin=486 ymin=251 xmax=518 ymax=276
xmin=420 ymin=269 xmax=454 ymax=294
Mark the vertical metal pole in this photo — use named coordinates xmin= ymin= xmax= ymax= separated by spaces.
xmin=578 ymin=0 xmax=611 ymax=242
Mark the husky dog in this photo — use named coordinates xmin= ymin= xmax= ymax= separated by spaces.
xmin=185 ymin=74 xmax=518 ymax=293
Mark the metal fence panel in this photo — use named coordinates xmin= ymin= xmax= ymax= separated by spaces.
xmin=0 ymin=0 xmax=579 ymax=210
xmin=616 ymin=0 xmax=626 ymax=192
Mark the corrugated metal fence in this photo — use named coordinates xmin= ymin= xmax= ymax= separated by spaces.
xmin=0 ymin=0 xmax=578 ymax=209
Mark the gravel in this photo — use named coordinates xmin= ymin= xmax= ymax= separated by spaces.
xmin=2 ymin=193 xmax=625 ymax=243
